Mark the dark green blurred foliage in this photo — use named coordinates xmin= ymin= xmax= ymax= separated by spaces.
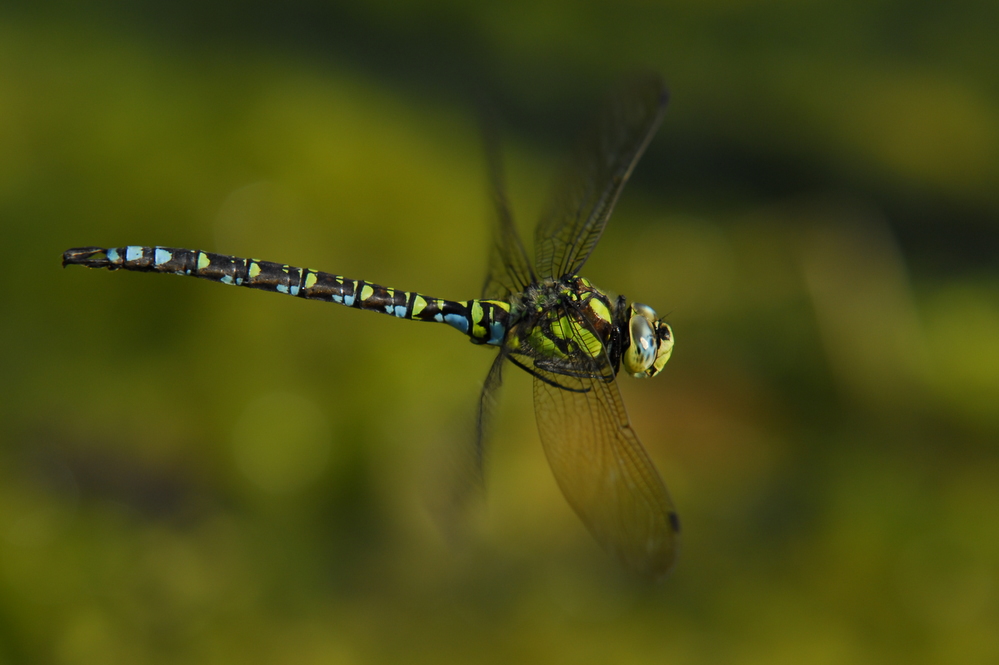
xmin=1 ymin=2 xmax=997 ymax=663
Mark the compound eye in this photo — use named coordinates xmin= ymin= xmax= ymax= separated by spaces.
xmin=624 ymin=313 xmax=657 ymax=377
xmin=650 ymin=321 xmax=674 ymax=375
xmin=631 ymin=302 xmax=658 ymax=322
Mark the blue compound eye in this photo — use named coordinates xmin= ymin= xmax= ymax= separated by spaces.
xmin=624 ymin=309 xmax=657 ymax=377
xmin=623 ymin=302 xmax=673 ymax=378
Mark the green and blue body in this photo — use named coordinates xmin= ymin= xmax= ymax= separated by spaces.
xmin=62 ymin=74 xmax=682 ymax=580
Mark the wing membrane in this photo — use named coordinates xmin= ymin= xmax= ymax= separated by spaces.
xmin=523 ymin=303 xmax=679 ymax=579
xmin=535 ymin=75 xmax=669 ymax=280
xmin=429 ymin=348 xmax=508 ymax=541
xmin=474 ymin=348 xmax=508 ymax=478
xmin=533 ymin=367 xmax=679 ymax=579
xmin=481 ymin=119 xmax=534 ymax=299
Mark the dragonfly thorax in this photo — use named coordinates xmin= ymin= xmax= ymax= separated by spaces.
xmin=507 ymin=276 xmax=618 ymax=365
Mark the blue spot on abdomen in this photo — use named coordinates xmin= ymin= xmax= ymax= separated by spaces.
xmin=488 ymin=321 xmax=506 ymax=345
xmin=444 ymin=313 xmax=469 ymax=334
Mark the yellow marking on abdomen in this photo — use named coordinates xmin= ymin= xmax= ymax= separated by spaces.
xmin=470 ymin=301 xmax=486 ymax=338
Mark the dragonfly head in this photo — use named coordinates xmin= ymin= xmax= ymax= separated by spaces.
xmin=623 ymin=303 xmax=673 ymax=378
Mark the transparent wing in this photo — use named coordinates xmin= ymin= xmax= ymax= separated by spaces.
xmin=474 ymin=349 xmax=507 ymax=480
xmin=535 ymin=75 xmax=669 ymax=280
xmin=522 ymin=308 xmax=680 ymax=580
xmin=481 ymin=119 xmax=534 ymax=299
xmin=428 ymin=349 xmax=507 ymax=541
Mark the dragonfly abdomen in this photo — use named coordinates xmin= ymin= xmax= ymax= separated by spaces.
xmin=62 ymin=246 xmax=510 ymax=345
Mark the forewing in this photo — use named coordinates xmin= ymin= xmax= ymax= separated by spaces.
xmin=528 ymin=328 xmax=679 ymax=580
xmin=534 ymin=75 xmax=669 ymax=280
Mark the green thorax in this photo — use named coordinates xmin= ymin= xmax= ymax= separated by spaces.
xmin=506 ymin=275 xmax=625 ymax=370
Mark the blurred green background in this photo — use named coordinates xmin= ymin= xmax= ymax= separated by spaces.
xmin=2 ymin=1 xmax=998 ymax=663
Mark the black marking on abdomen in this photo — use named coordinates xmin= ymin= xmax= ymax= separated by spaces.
xmin=62 ymin=246 xmax=501 ymax=342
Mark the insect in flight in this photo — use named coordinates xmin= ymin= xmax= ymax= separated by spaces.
xmin=63 ymin=75 xmax=680 ymax=579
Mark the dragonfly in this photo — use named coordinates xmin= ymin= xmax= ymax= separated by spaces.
xmin=63 ymin=75 xmax=680 ymax=579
